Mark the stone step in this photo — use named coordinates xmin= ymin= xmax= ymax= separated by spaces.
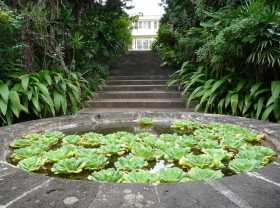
xmin=109 ymin=76 xmax=169 ymax=80
xmin=86 ymin=99 xmax=185 ymax=108
xmin=103 ymin=85 xmax=177 ymax=91
xmin=95 ymin=91 xmax=181 ymax=99
xmin=107 ymin=80 xmax=167 ymax=85
xmin=80 ymin=108 xmax=189 ymax=113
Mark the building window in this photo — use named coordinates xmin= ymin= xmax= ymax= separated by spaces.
xmin=136 ymin=21 xmax=152 ymax=30
xmin=147 ymin=21 xmax=151 ymax=29
xmin=134 ymin=22 xmax=138 ymax=30
xmin=154 ymin=21 xmax=158 ymax=30
xmin=138 ymin=21 xmax=143 ymax=29
xmin=143 ymin=40 xmax=149 ymax=49
xmin=134 ymin=39 xmax=154 ymax=50
xmin=136 ymin=40 xmax=142 ymax=49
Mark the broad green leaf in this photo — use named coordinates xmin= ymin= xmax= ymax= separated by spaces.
xmin=256 ymin=97 xmax=264 ymax=119
xmin=254 ymin=89 xmax=270 ymax=98
xmin=225 ymin=92 xmax=232 ymax=108
xmin=31 ymin=90 xmax=41 ymax=113
xmin=69 ymin=94 xmax=78 ymax=113
xmin=273 ymin=98 xmax=280 ymax=121
xmin=20 ymin=75 xmax=30 ymax=91
xmin=250 ymin=83 xmax=262 ymax=97
xmin=231 ymin=94 xmax=238 ymax=115
xmin=261 ymin=105 xmax=274 ymax=120
xmin=40 ymin=94 xmax=55 ymax=116
xmin=40 ymin=70 xmax=52 ymax=85
xmin=266 ymin=96 xmax=274 ymax=107
xmin=218 ymin=98 xmax=225 ymax=113
xmin=35 ymin=82 xmax=50 ymax=97
xmin=0 ymin=81 xmax=9 ymax=103
xmin=234 ymin=80 xmax=246 ymax=92
xmin=9 ymin=90 xmax=22 ymax=118
xmin=243 ymin=95 xmax=252 ymax=115
xmin=271 ymin=81 xmax=280 ymax=100
xmin=53 ymin=91 xmax=62 ymax=112
xmin=0 ymin=98 xmax=8 ymax=115
xmin=61 ymin=94 xmax=67 ymax=114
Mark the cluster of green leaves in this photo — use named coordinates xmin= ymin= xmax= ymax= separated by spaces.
xmin=0 ymin=0 xmax=133 ymax=126
xmin=0 ymin=70 xmax=91 ymax=125
xmin=169 ymin=63 xmax=280 ymax=121
xmin=9 ymin=120 xmax=276 ymax=184
xmin=155 ymin=0 xmax=280 ymax=122
xmin=0 ymin=1 xmax=23 ymax=80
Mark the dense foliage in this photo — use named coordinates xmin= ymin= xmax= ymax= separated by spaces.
xmin=9 ymin=119 xmax=276 ymax=184
xmin=0 ymin=0 xmax=132 ymax=125
xmin=154 ymin=0 xmax=280 ymax=122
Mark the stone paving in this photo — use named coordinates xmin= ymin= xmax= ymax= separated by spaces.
xmin=0 ymin=112 xmax=280 ymax=208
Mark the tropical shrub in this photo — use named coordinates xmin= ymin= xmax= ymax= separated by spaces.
xmin=155 ymin=0 xmax=280 ymax=122
xmin=0 ymin=0 xmax=132 ymax=126
xmin=0 ymin=70 xmax=91 ymax=125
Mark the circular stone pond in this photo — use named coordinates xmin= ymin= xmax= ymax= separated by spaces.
xmin=0 ymin=112 xmax=280 ymax=208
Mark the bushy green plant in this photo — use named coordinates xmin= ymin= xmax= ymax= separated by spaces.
xmin=155 ymin=0 xmax=280 ymax=123
xmin=0 ymin=1 xmax=132 ymax=126
xmin=0 ymin=70 xmax=91 ymax=125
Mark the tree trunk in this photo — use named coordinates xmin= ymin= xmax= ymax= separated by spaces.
xmin=22 ymin=16 xmax=33 ymax=72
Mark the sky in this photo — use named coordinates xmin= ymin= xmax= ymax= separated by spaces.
xmin=126 ymin=0 xmax=165 ymax=16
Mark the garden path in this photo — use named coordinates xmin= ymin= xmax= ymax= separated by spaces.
xmin=81 ymin=51 xmax=188 ymax=113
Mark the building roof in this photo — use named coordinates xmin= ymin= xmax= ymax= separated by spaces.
xmin=131 ymin=14 xmax=161 ymax=20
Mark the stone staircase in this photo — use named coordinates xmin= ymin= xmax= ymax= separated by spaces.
xmin=82 ymin=52 xmax=187 ymax=112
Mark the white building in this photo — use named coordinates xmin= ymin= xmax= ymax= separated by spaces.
xmin=130 ymin=15 xmax=161 ymax=51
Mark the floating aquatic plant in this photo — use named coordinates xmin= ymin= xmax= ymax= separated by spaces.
xmin=9 ymin=120 xmax=276 ymax=184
